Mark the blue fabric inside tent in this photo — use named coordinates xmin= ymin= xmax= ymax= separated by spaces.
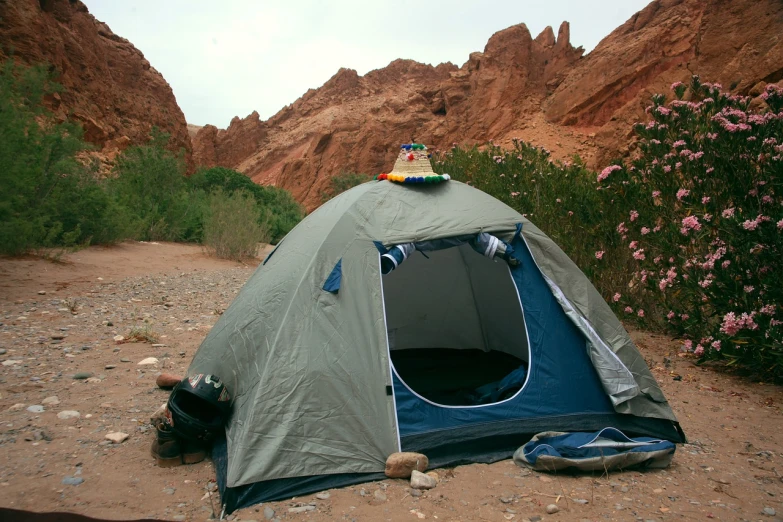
xmin=393 ymin=225 xmax=617 ymax=440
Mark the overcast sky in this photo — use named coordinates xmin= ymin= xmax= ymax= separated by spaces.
xmin=85 ymin=1 xmax=650 ymax=128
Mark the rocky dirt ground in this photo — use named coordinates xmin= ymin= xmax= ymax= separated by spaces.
xmin=0 ymin=242 xmax=781 ymax=522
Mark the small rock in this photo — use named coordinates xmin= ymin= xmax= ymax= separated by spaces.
xmin=120 ymin=358 xmax=130 ymax=363
xmin=411 ymin=470 xmax=437 ymax=490
xmin=172 ymin=516 xmax=186 ymax=521
xmin=374 ymin=489 xmax=387 ymax=502
xmin=137 ymin=357 xmax=159 ymax=366
xmin=42 ymin=396 xmax=60 ymax=405
xmin=546 ymin=504 xmax=560 ymax=514
xmin=105 ymin=432 xmax=129 ymax=444
xmin=62 ymin=476 xmax=83 ymax=486
xmin=57 ymin=410 xmax=80 ymax=420
xmin=763 ymin=507 xmax=776 ymax=516
xmin=530 ymin=517 xmax=542 ymax=522
xmin=86 ymin=377 xmax=102 ymax=383
xmin=1 ymin=360 xmax=22 ymax=366
xmin=0 ymin=348 xmax=6 ymax=355
xmin=315 ymin=492 xmax=330 ymax=500
xmin=263 ymin=506 xmax=275 ymax=520
xmin=25 ymin=429 xmax=51 ymax=442
xmin=38 ymin=290 xmax=46 ymax=295
xmin=105 ymin=364 xmax=116 ymax=370
xmin=288 ymin=506 xmax=315 ymax=513
xmin=163 ymin=487 xmax=176 ymax=495
xmin=72 ymin=372 xmax=93 ymax=380
xmin=156 ymin=372 xmax=182 ymax=389
xmin=8 ymin=403 xmax=25 ymax=411
xmin=385 ymin=451 xmax=429 ymax=478
xmin=410 ymin=488 xmax=422 ymax=497
xmin=26 ymin=405 xmax=44 ymax=413
xmin=113 ymin=335 xmax=125 ymax=342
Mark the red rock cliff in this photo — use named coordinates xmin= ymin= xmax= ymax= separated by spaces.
xmin=193 ymin=22 xmax=583 ymax=210
xmin=194 ymin=0 xmax=783 ymax=211
xmin=0 ymin=0 xmax=191 ymax=164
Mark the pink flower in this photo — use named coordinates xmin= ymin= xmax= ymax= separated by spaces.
xmin=624 ymin=306 xmax=633 ymax=314
xmin=721 ymin=260 xmax=731 ymax=269
xmin=676 ymin=188 xmax=690 ymax=200
xmin=762 ymin=195 xmax=773 ymax=204
xmin=760 ymin=304 xmax=776 ymax=315
xmin=671 ymin=81 xmax=684 ymax=90
xmin=613 ymin=293 xmax=622 ymax=302
xmin=683 ymin=340 xmax=693 ymax=350
xmin=720 ymin=312 xmax=759 ymax=336
xmin=556 ymin=198 xmax=562 ymax=203
xmin=680 ymin=314 xmax=690 ymax=321
xmin=633 ymin=249 xmax=646 ymax=260
xmin=742 ymin=218 xmax=760 ymax=231
xmin=637 ymin=309 xmax=645 ymax=318
xmin=510 ymin=192 xmax=520 ymax=197
xmin=777 ymin=219 xmax=783 ymax=230
xmin=711 ymin=340 xmax=721 ymax=351
xmin=667 ymin=311 xmax=675 ymax=320
xmin=722 ymin=207 xmax=735 ymax=218
xmin=744 ymin=285 xmax=755 ymax=293
xmin=702 ymin=196 xmax=711 ymax=204
xmin=673 ymin=140 xmax=687 ymax=148
xmin=641 ymin=227 xmax=651 ymax=235
xmin=694 ymin=345 xmax=704 ymax=356
xmin=680 ymin=215 xmax=702 ymax=235
xmin=598 ymin=165 xmax=621 ymax=182
xmin=630 ymin=210 xmax=639 ymax=222
xmin=652 ymin=190 xmax=661 ymax=198
xmin=568 ymin=211 xmax=574 ymax=216
xmin=749 ymin=188 xmax=758 ymax=197
xmin=629 ymin=241 xmax=639 ymax=249
xmin=663 ymin=165 xmax=672 ymax=173
xmin=616 ymin=222 xmax=629 ymax=235
xmin=595 ymin=251 xmax=605 ymax=260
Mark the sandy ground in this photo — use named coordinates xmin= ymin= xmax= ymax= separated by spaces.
xmin=0 ymin=242 xmax=781 ymax=522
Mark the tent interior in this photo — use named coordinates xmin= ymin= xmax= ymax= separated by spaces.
xmin=383 ymin=243 xmax=530 ymax=406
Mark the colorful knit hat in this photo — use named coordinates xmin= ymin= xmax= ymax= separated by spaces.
xmin=376 ymin=144 xmax=450 ymax=184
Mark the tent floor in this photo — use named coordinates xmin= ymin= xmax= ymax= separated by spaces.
xmin=390 ymin=348 xmax=526 ymax=406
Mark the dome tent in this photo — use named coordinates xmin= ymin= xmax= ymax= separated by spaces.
xmin=189 ymin=145 xmax=684 ymax=513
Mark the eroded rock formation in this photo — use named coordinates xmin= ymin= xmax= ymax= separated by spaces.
xmin=0 ymin=0 xmax=191 ymax=164
xmin=194 ymin=0 xmax=783 ymax=211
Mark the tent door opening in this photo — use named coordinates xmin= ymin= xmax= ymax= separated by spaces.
xmin=382 ymin=242 xmax=530 ymax=407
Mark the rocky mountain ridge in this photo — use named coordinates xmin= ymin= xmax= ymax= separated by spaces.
xmin=193 ymin=0 xmax=783 ymax=211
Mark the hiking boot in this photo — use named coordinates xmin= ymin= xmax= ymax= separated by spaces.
xmin=151 ymin=419 xmax=183 ymax=467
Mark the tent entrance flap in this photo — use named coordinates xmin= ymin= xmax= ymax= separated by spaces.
xmin=382 ymin=242 xmax=529 ymax=407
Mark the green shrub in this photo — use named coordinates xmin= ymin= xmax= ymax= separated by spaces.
xmin=203 ymin=188 xmax=269 ymax=260
xmin=108 ymin=128 xmax=206 ymax=242
xmin=594 ymin=78 xmax=783 ymax=379
xmin=190 ymin=166 xmax=303 ymax=243
xmin=0 ymin=60 xmax=128 ymax=254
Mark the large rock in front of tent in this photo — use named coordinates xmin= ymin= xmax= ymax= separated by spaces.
xmin=385 ymin=452 xmax=429 ymax=478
